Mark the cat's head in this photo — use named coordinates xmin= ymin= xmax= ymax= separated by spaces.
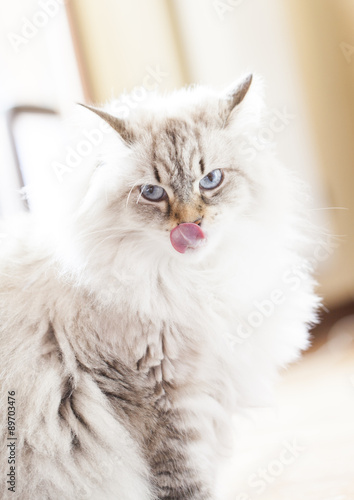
xmin=69 ymin=74 xmax=269 ymax=268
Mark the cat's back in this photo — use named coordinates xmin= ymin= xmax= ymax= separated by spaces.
xmin=0 ymin=214 xmax=63 ymax=352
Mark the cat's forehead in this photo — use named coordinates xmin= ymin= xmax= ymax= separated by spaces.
xmin=138 ymin=115 xmax=212 ymax=190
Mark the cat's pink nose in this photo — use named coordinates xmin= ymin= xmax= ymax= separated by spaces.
xmin=193 ymin=217 xmax=203 ymax=226
xmin=170 ymin=223 xmax=206 ymax=254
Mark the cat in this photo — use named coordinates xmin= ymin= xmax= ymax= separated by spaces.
xmin=0 ymin=74 xmax=319 ymax=499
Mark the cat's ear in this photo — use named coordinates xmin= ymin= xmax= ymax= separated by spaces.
xmin=78 ymin=104 xmax=135 ymax=145
xmin=221 ymin=74 xmax=263 ymax=127
xmin=225 ymin=74 xmax=253 ymax=113
xmin=220 ymin=74 xmax=253 ymax=125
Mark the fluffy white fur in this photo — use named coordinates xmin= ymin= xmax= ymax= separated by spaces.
xmin=0 ymin=76 xmax=320 ymax=500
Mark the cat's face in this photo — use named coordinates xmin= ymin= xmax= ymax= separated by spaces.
xmin=79 ymin=75 xmax=259 ymax=261
xmin=125 ymin=115 xmax=254 ymax=257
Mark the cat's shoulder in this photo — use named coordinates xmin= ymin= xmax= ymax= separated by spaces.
xmin=0 ymin=215 xmax=65 ymax=324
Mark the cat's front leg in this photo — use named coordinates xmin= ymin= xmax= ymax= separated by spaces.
xmin=151 ymin=455 xmax=213 ymax=500
xmin=147 ymin=407 xmax=215 ymax=500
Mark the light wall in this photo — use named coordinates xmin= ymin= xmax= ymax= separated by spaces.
xmin=287 ymin=0 xmax=354 ymax=306
xmin=0 ymin=0 xmax=83 ymax=216
xmin=67 ymin=0 xmax=187 ymax=102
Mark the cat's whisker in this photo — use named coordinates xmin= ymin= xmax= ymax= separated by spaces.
xmin=136 ymin=185 xmax=146 ymax=205
xmin=126 ymin=177 xmax=152 ymax=207
xmin=135 ymin=177 xmax=154 ymax=204
xmin=310 ymin=207 xmax=348 ymax=211
xmin=126 ymin=181 xmax=139 ymax=208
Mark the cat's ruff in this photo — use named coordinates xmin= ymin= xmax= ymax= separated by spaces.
xmin=0 ymin=75 xmax=319 ymax=500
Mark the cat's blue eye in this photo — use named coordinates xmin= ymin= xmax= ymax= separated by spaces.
xmin=199 ymin=169 xmax=223 ymax=190
xmin=141 ymin=184 xmax=167 ymax=201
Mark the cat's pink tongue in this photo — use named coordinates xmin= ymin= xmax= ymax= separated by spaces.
xmin=170 ymin=223 xmax=205 ymax=254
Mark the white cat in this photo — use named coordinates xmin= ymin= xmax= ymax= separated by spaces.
xmin=0 ymin=75 xmax=319 ymax=499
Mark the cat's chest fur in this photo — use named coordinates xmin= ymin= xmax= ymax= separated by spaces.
xmin=76 ymin=265 xmax=230 ymax=375
xmin=56 ymin=256 xmax=236 ymax=423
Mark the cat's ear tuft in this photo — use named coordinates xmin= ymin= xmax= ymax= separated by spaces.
xmin=77 ymin=103 xmax=135 ymax=145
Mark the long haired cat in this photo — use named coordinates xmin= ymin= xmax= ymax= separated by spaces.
xmin=0 ymin=75 xmax=319 ymax=499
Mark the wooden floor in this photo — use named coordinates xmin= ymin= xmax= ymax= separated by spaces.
xmin=221 ymin=312 xmax=354 ymax=500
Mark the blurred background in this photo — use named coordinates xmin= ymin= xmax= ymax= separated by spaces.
xmin=0 ymin=1 xmax=353 ymax=497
